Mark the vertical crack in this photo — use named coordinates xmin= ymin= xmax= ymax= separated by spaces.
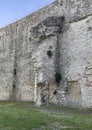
xmin=10 ymin=39 xmax=18 ymax=101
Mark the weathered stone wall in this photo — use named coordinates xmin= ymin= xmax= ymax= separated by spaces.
xmin=0 ymin=0 xmax=63 ymax=102
xmin=0 ymin=0 xmax=92 ymax=108
xmin=59 ymin=15 xmax=92 ymax=107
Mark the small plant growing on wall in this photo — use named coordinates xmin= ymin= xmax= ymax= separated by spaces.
xmin=47 ymin=50 xmax=52 ymax=57
xmin=55 ymin=72 xmax=61 ymax=83
xmin=13 ymin=84 xmax=16 ymax=88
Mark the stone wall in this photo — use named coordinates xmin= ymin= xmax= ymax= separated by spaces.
xmin=59 ymin=15 xmax=92 ymax=107
xmin=0 ymin=0 xmax=92 ymax=108
xmin=0 ymin=0 xmax=63 ymax=102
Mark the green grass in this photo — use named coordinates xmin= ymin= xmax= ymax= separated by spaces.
xmin=0 ymin=102 xmax=91 ymax=130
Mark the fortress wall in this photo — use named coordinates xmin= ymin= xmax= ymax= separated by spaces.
xmin=0 ymin=25 xmax=17 ymax=100
xmin=57 ymin=0 xmax=92 ymax=22
xmin=0 ymin=0 xmax=92 ymax=107
xmin=60 ymin=15 xmax=92 ymax=107
xmin=0 ymin=1 xmax=62 ymax=101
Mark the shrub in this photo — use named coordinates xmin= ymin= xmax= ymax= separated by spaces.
xmin=47 ymin=50 xmax=52 ymax=57
xmin=55 ymin=72 xmax=61 ymax=83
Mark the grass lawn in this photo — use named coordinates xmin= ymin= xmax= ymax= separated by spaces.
xmin=0 ymin=102 xmax=91 ymax=130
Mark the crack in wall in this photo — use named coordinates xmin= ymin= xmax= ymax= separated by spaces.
xmin=10 ymin=40 xmax=18 ymax=101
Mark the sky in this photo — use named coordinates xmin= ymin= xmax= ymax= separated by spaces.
xmin=0 ymin=0 xmax=55 ymax=28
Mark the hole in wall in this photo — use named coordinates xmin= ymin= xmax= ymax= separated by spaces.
xmin=53 ymin=89 xmax=57 ymax=95
xmin=14 ymin=69 xmax=17 ymax=75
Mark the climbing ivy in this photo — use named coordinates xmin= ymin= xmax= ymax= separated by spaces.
xmin=55 ymin=72 xmax=61 ymax=83
xmin=47 ymin=50 xmax=52 ymax=57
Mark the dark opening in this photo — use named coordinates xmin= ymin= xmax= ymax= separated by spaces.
xmin=53 ymin=90 xmax=57 ymax=95
xmin=13 ymin=68 xmax=17 ymax=88
xmin=14 ymin=69 xmax=17 ymax=75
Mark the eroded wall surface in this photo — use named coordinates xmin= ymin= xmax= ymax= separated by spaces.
xmin=0 ymin=0 xmax=63 ymax=101
xmin=60 ymin=15 xmax=92 ymax=107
